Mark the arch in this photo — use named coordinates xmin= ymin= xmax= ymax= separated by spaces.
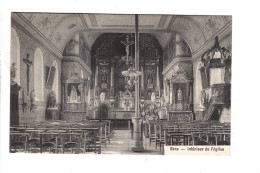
xmin=33 ymin=48 xmax=44 ymax=101
xmin=52 ymin=61 xmax=59 ymax=102
xmin=173 ymin=31 xmax=193 ymax=54
xmin=173 ymin=17 xmax=206 ymax=53
xmin=195 ymin=61 xmax=204 ymax=107
xmin=11 ymin=27 xmax=20 ymax=85
xmin=49 ymin=14 xmax=78 ymax=38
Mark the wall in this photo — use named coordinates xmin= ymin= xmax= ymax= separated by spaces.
xmin=11 ymin=23 xmax=62 ymax=124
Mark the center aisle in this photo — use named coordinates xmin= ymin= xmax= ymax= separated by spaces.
xmin=101 ymin=130 xmax=161 ymax=155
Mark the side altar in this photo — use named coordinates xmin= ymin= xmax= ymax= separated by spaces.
xmin=61 ymin=73 xmax=89 ymax=122
xmin=166 ymin=72 xmax=194 ymax=122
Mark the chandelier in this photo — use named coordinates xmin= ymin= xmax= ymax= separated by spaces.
xmin=122 ymin=65 xmax=141 ymax=86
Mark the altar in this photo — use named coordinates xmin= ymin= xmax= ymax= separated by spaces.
xmin=61 ymin=73 xmax=89 ymax=122
xmin=166 ymin=72 xmax=194 ymax=122
xmin=110 ymin=110 xmax=135 ymax=119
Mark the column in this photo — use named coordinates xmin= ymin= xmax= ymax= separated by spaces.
xmin=156 ymin=65 xmax=160 ymax=87
xmin=163 ymin=79 xmax=166 ymax=101
xmin=82 ymin=81 xmax=86 ymax=109
xmin=189 ymin=82 xmax=193 ymax=110
xmin=95 ymin=65 xmax=99 ymax=88
xmin=110 ymin=64 xmax=114 ymax=87
xmin=186 ymin=82 xmax=190 ymax=110
xmin=169 ymin=80 xmax=173 ymax=105
xmin=131 ymin=14 xmax=144 ymax=152
xmin=140 ymin=66 xmax=144 ymax=88
xmin=156 ymin=64 xmax=160 ymax=98
xmin=167 ymin=80 xmax=170 ymax=103
xmin=64 ymin=82 xmax=68 ymax=109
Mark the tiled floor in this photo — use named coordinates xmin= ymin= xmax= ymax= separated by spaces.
xmin=101 ymin=130 xmax=162 ymax=155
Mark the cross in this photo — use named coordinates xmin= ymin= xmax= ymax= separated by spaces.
xmin=23 ymin=53 xmax=33 ymax=95
xmin=121 ymin=35 xmax=134 ymax=65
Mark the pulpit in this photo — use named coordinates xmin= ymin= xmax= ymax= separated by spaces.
xmin=199 ymin=36 xmax=232 ymax=121
xmin=61 ymin=73 xmax=88 ymax=122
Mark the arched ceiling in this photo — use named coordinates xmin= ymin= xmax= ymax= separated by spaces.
xmin=13 ymin=13 xmax=231 ymax=56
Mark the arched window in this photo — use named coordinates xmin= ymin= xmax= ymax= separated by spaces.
xmin=11 ymin=27 xmax=20 ymax=86
xmin=34 ymin=48 xmax=44 ymax=101
xmin=52 ymin=61 xmax=59 ymax=102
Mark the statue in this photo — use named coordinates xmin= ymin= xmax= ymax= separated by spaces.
xmin=89 ymin=98 xmax=94 ymax=109
xmin=177 ymin=88 xmax=183 ymax=101
xmin=30 ymin=89 xmax=37 ymax=112
xmin=30 ymin=89 xmax=36 ymax=105
xmin=47 ymin=91 xmax=57 ymax=108
xmin=23 ymin=54 xmax=33 ymax=95
xmin=160 ymin=96 xmax=165 ymax=107
xmin=147 ymin=73 xmax=153 ymax=84
xmin=151 ymin=92 xmax=156 ymax=102
xmin=100 ymin=92 xmax=106 ymax=103
xmin=200 ymin=90 xmax=206 ymax=107
xmin=70 ymin=85 xmax=78 ymax=102
xmin=101 ymin=74 xmax=107 ymax=83
xmin=121 ymin=35 xmax=134 ymax=64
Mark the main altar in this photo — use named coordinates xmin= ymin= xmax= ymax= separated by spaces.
xmin=88 ymin=33 xmax=163 ymax=122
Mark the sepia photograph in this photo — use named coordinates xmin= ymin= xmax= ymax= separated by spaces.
xmin=9 ymin=12 xmax=231 ymax=155
xmin=1 ymin=0 xmax=260 ymax=173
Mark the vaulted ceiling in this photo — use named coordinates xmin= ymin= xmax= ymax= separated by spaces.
xmin=12 ymin=13 xmax=231 ymax=58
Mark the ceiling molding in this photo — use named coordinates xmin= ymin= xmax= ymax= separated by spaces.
xmin=101 ymin=24 xmax=154 ymax=28
xmin=12 ymin=13 xmax=63 ymax=59
xmin=82 ymin=28 xmax=172 ymax=33
xmin=191 ymin=21 xmax=232 ymax=61
xmin=167 ymin=16 xmax=177 ymax=30
xmin=79 ymin=14 xmax=89 ymax=29
xmin=158 ymin=15 xmax=168 ymax=28
xmin=88 ymin=14 xmax=98 ymax=27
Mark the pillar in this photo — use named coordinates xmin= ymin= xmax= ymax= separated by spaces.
xmin=141 ymin=66 xmax=144 ymax=88
xmin=163 ymin=79 xmax=166 ymax=101
xmin=131 ymin=14 xmax=144 ymax=152
xmin=110 ymin=64 xmax=114 ymax=87
xmin=169 ymin=80 xmax=173 ymax=105
xmin=186 ymin=82 xmax=190 ymax=110
xmin=95 ymin=65 xmax=99 ymax=88
xmin=156 ymin=64 xmax=160 ymax=98
xmin=64 ymin=82 xmax=68 ymax=109
xmin=189 ymin=81 xmax=193 ymax=110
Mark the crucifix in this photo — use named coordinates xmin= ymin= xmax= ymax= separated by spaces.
xmin=23 ymin=53 xmax=33 ymax=95
xmin=121 ymin=35 xmax=134 ymax=65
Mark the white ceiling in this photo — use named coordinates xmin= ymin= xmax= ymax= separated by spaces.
xmin=12 ymin=13 xmax=232 ymax=55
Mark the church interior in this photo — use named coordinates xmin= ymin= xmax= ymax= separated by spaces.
xmin=9 ymin=13 xmax=232 ymax=154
